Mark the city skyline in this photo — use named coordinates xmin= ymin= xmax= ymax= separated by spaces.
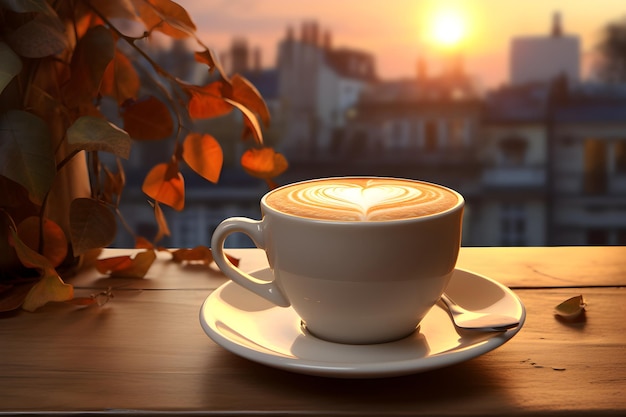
xmin=178 ymin=0 xmax=626 ymax=88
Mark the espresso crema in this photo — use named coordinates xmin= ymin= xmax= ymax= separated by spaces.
xmin=265 ymin=178 xmax=460 ymax=221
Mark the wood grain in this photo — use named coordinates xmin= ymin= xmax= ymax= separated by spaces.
xmin=1 ymin=247 xmax=625 ymax=416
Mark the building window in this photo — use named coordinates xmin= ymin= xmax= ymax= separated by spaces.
xmin=448 ymin=119 xmax=465 ymax=149
xmin=499 ymin=136 xmax=527 ymax=166
xmin=424 ymin=120 xmax=438 ymax=152
xmin=584 ymin=139 xmax=607 ymax=195
xmin=500 ymin=203 xmax=526 ymax=246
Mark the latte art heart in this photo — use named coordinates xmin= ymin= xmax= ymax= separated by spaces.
xmin=266 ymin=178 xmax=459 ymax=221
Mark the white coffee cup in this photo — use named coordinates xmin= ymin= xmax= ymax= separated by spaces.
xmin=211 ymin=177 xmax=464 ymax=344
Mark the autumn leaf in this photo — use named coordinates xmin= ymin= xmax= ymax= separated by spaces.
xmin=5 ymin=13 xmax=67 ymax=58
xmin=555 ymin=295 xmax=586 ymax=321
xmin=170 ymin=246 xmax=240 ymax=267
xmin=152 ymin=200 xmax=170 ymax=243
xmin=0 ymin=42 xmax=22 ymax=95
xmin=182 ymin=132 xmax=223 ymax=183
xmin=241 ymin=147 xmax=288 ymax=185
xmin=194 ymin=48 xmax=221 ymax=74
xmin=22 ymin=273 xmax=74 ymax=312
xmin=67 ymin=116 xmax=131 ymax=159
xmin=17 ymin=216 xmax=68 ymax=268
xmin=90 ymin=0 xmax=139 ymax=21
xmin=142 ymin=161 xmax=185 ymax=211
xmin=170 ymin=246 xmax=213 ymax=264
xmin=8 ymin=228 xmax=73 ymax=312
xmin=228 ymin=74 xmax=271 ymax=127
xmin=64 ymin=25 xmax=115 ymax=108
xmin=132 ymin=0 xmax=196 ymax=39
xmin=224 ymin=98 xmax=264 ymax=144
xmin=123 ymin=96 xmax=174 ymax=140
xmin=102 ymin=159 xmax=126 ymax=205
xmin=0 ymin=110 xmax=56 ymax=205
xmin=135 ymin=236 xmax=154 ymax=249
xmin=101 ymin=49 xmax=140 ymax=104
xmin=69 ymin=198 xmax=117 ymax=256
xmin=96 ymin=250 xmax=156 ymax=278
xmin=184 ymin=81 xmax=233 ymax=119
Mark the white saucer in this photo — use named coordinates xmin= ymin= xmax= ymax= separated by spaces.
xmin=199 ymin=268 xmax=525 ymax=378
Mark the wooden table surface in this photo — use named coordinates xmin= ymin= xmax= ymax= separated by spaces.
xmin=1 ymin=247 xmax=625 ymax=416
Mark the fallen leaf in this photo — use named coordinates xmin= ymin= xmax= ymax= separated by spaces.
xmin=170 ymin=246 xmax=240 ymax=267
xmin=96 ymin=250 xmax=156 ymax=278
xmin=554 ymin=295 xmax=586 ymax=321
xmin=22 ymin=272 xmax=74 ymax=312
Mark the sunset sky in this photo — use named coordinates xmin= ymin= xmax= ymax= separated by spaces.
xmin=178 ymin=0 xmax=626 ymax=88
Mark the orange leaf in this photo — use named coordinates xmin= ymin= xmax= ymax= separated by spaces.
xmin=229 ymin=74 xmax=271 ymax=127
xmin=170 ymin=246 xmax=240 ymax=267
xmin=171 ymin=246 xmax=213 ymax=264
xmin=135 ymin=236 xmax=154 ymax=249
xmin=132 ymin=0 xmax=196 ymax=39
xmin=142 ymin=162 xmax=185 ymax=211
xmin=184 ymin=81 xmax=233 ymax=119
xmin=182 ymin=133 xmax=223 ymax=183
xmin=22 ymin=272 xmax=74 ymax=312
xmin=96 ymin=255 xmax=134 ymax=274
xmin=96 ymin=250 xmax=156 ymax=278
xmin=103 ymin=158 xmax=126 ymax=205
xmin=241 ymin=147 xmax=288 ymax=181
xmin=123 ymin=96 xmax=173 ymax=140
xmin=17 ymin=216 xmax=68 ymax=268
xmin=152 ymin=201 xmax=170 ymax=243
xmin=101 ymin=49 xmax=140 ymax=104
xmin=224 ymin=97 xmax=264 ymax=144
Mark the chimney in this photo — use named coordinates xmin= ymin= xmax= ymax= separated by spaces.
xmin=323 ymin=30 xmax=332 ymax=50
xmin=417 ymin=57 xmax=427 ymax=81
xmin=552 ymin=11 xmax=563 ymax=37
xmin=310 ymin=21 xmax=320 ymax=47
xmin=253 ymin=47 xmax=262 ymax=72
xmin=301 ymin=22 xmax=309 ymax=43
xmin=231 ymin=37 xmax=248 ymax=73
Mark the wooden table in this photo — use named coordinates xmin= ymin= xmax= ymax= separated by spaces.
xmin=1 ymin=247 xmax=625 ymax=416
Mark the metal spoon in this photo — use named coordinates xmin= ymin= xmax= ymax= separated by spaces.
xmin=439 ymin=293 xmax=520 ymax=332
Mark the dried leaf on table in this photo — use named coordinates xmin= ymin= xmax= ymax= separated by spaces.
xmin=170 ymin=246 xmax=240 ymax=267
xmin=554 ymin=295 xmax=586 ymax=321
xmin=8 ymin=228 xmax=73 ymax=311
xmin=96 ymin=250 xmax=156 ymax=278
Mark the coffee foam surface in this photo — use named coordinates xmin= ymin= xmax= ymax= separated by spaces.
xmin=265 ymin=178 xmax=459 ymax=221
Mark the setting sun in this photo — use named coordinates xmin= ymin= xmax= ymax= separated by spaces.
xmin=429 ymin=9 xmax=466 ymax=48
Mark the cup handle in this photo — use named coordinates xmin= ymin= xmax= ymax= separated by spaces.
xmin=211 ymin=217 xmax=290 ymax=307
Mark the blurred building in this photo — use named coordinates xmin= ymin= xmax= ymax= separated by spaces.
xmin=276 ymin=22 xmax=378 ymax=158
xmin=111 ymin=15 xmax=626 ymax=249
xmin=510 ymin=12 xmax=580 ymax=86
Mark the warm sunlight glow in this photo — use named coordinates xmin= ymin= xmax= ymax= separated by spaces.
xmin=430 ymin=9 xmax=466 ymax=48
